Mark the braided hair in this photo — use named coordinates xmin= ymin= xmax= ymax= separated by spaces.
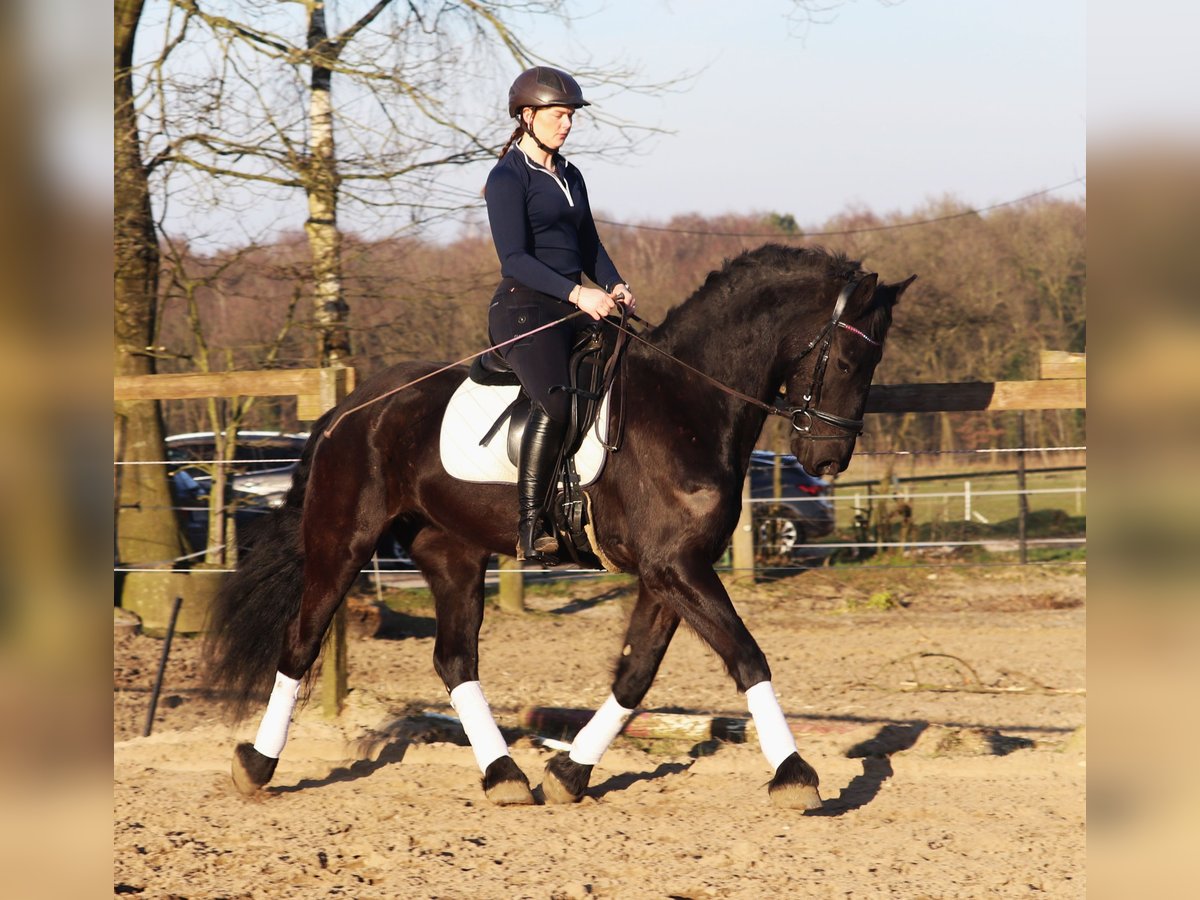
xmin=498 ymin=124 xmax=523 ymax=159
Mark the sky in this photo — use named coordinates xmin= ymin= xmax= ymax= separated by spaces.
xmin=507 ymin=0 xmax=1088 ymax=233
xmin=111 ymin=0 xmax=1087 ymax=250
xmin=30 ymin=0 xmax=1200 ymax=251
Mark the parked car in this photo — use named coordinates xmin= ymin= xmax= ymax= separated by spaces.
xmin=747 ymin=450 xmax=834 ymax=561
xmin=167 ymin=431 xmax=307 ymax=498
xmin=166 ymin=431 xmax=415 ymax=568
xmin=166 ymin=431 xmax=308 ymax=553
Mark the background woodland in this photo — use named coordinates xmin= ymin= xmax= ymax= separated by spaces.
xmin=154 ymin=195 xmax=1086 ymax=454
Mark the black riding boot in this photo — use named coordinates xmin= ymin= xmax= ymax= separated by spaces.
xmin=517 ymin=404 xmax=566 ymax=564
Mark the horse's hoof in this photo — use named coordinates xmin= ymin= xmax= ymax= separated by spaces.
xmin=769 ymin=782 xmax=824 ymax=810
xmin=232 ymin=742 xmax=277 ymax=796
xmin=768 ymin=751 xmax=823 ymax=811
xmin=542 ymin=752 xmax=592 ymax=804
xmin=483 ymin=756 xmax=536 ymax=806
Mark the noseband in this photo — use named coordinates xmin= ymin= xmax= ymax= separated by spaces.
xmin=775 ymin=279 xmax=881 ymax=442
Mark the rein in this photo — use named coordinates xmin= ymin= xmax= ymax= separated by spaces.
xmin=323 ymin=279 xmax=875 ymax=443
xmin=603 ymin=280 xmax=875 ymax=441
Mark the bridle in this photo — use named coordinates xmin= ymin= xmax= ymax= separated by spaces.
xmin=781 ymin=279 xmax=881 ymax=441
xmin=605 ymin=279 xmax=880 ymax=442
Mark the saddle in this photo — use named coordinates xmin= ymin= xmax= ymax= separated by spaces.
xmin=466 ymin=320 xmax=629 ymax=567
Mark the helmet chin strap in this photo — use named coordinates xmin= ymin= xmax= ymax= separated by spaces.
xmin=520 ymin=109 xmax=558 ymax=159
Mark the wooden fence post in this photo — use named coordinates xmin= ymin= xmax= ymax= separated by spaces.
xmin=321 ymin=602 xmax=348 ymax=719
xmin=498 ymin=554 xmax=525 ymax=613
xmin=113 ymin=365 xmax=358 ymax=717
xmin=731 ymin=471 xmax=755 ymax=579
xmin=1017 ymin=413 xmax=1029 ymax=565
xmin=319 ymin=365 xmax=351 ymax=717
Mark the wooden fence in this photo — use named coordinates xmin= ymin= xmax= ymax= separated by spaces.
xmin=865 ymin=350 xmax=1085 ymax=413
xmin=114 ymin=366 xmax=354 ymax=718
xmin=113 ymin=366 xmax=355 ymax=422
xmin=726 ymin=349 xmax=1085 ymax=573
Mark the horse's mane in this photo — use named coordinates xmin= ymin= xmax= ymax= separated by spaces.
xmin=654 ymin=244 xmax=864 ymax=344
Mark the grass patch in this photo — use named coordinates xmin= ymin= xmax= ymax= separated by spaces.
xmin=379 ymin=588 xmax=434 ymax=615
xmin=834 ymin=469 xmax=1086 ymax=533
xmin=1026 ymin=546 xmax=1088 ymax=564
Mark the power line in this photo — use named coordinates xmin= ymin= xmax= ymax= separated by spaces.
xmin=594 ymin=176 xmax=1086 ymax=238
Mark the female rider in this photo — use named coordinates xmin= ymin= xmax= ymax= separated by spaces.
xmin=485 ymin=66 xmax=636 ymax=563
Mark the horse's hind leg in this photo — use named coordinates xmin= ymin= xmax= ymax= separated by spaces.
xmin=232 ymin=501 xmax=382 ymax=795
xmin=543 ymin=580 xmax=680 ymax=803
xmin=410 ymin=528 xmax=534 ymax=807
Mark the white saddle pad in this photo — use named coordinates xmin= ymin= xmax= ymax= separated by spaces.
xmin=439 ymin=376 xmax=610 ymax=486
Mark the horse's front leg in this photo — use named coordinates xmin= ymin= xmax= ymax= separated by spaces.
xmin=646 ymin=558 xmax=822 ymax=810
xmin=542 ymin=579 xmax=680 ymax=803
xmin=412 ymin=528 xmax=535 ymax=806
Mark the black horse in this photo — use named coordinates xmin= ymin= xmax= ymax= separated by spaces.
xmin=204 ymin=244 xmax=914 ymax=808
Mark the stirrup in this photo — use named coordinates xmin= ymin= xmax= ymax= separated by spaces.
xmin=516 ymin=542 xmax=559 ymax=567
xmin=517 ymin=520 xmax=560 ymax=566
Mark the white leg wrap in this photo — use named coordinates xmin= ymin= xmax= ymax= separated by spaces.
xmin=746 ymin=681 xmax=797 ymax=770
xmin=252 ymin=672 xmax=302 ymax=759
xmin=569 ymin=694 xmax=635 ymax=766
xmin=449 ymin=681 xmax=510 ymax=774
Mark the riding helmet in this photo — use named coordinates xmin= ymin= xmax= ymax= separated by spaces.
xmin=507 ymin=66 xmax=590 ymax=118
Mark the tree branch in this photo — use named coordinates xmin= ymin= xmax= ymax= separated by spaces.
xmin=333 ymin=0 xmax=397 ymax=51
xmin=172 ymin=0 xmax=295 ymax=55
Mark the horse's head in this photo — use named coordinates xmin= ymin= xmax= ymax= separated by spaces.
xmin=783 ymin=273 xmax=915 ymax=477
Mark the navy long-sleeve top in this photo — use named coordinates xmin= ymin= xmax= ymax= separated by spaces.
xmin=485 ymin=146 xmax=623 ymax=302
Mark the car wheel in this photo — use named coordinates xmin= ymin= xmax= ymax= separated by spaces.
xmin=754 ymin=508 xmax=807 ymax=563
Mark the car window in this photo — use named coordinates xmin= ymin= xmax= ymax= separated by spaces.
xmin=236 ymin=439 xmax=305 ymax=472
xmin=165 ymin=435 xmax=306 ymax=477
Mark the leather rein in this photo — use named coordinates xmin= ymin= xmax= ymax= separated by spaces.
xmin=603 ymin=279 xmax=879 ymax=442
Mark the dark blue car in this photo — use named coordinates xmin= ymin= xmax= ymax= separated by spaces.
xmin=166 ymin=431 xmax=415 ymax=568
xmin=166 ymin=431 xmax=310 ymax=555
xmin=747 ymin=450 xmax=834 ymax=560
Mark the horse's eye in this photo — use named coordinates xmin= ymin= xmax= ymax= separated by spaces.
xmin=837 ymin=360 xmax=851 ymax=374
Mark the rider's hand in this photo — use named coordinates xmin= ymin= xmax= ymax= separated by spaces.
xmin=572 ymin=285 xmax=617 ymax=321
xmin=611 ymin=283 xmax=637 ymax=312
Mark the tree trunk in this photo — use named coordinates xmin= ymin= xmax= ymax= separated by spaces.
xmin=306 ymin=2 xmax=350 ymax=365
xmin=114 ymin=0 xmax=185 ymax=569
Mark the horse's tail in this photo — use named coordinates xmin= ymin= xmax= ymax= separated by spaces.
xmin=201 ymin=413 xmax=330 ymax=723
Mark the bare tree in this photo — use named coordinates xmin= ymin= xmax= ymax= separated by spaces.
xmin=136 ymin=0 xmax=669 ymax=368
xmin=115 ymin=0 xmax=186 ymax=570
xmin=154 ymin=235 xmax=305 ymax=566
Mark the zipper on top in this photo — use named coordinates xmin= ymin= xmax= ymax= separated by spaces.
xmin=518 ymin=147 xmax=574 ymax=208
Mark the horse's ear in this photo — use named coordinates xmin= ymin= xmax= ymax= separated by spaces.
xmin=868 ymin=274 xmax=916 ymax=310
xmin=884 ymin=274 xmax=917 ymax=303
xmin=845 ymin=273 xmax=878 ymax=316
